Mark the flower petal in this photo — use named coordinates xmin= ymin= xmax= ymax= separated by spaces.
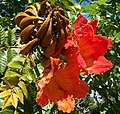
xmin=77 ymin=35 xmax=112 ymax=67
xmin=73 ymin=14 xmax=88 ymax=30
xmin=87 ymin=56 xmax=112 ymax=74
xmin=56 ymin=95 xmax=75 ymax=113
xmin=88 ymin=19 xmax=98 ymax=34
xmin=37 ymin=69 xmax=53 ymax=90
xmin=36 ymin=90 xmax=49 ymax=106
xmin=75 ymin=24 xmax=94 ymax=38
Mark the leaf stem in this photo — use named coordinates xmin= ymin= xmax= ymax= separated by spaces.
xmin=0 ymin=45 xmax=22 ymax=49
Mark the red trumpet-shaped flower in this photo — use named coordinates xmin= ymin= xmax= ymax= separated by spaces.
xmin=36 ymin=58 xmax=88 ymax=113
xmin=64 ymin=14 xmax=112 ymax=74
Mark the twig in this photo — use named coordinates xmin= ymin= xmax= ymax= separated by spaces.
xmin=0 ymin=45 xmax=22 ymax=49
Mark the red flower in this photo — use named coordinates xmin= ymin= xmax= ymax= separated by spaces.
xmin=64 ymin=14 xmax=112 ymax=74
xmin=36 ymin=58 xmax=88 ymax=113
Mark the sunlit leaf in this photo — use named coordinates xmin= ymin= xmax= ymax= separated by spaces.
xmin=2 ymin=95 xmax=12 ymax=109
xmin=2 ymin=76 xmax=19 ymax=86
xmin=11 ymin=93 xmax=18 ymax=108
xmin=13 ymin=87 xmax=24 ymax=104
xmin=8 ymin=61 xmax=23 ymax=69
xmin=21 ymin=75 xmax=29 ymax=82
xmin=115 ymin=32 xmax=120 ymax=39
xmin=18 ymin=81 xmax=28 ymax=98
xmin=28 ymin=0 xmax=33 ymax=4
xmin=95 ymin=0 xmax=106 ymax=5
xmin=12 ymin=55 xmax=26 ymax=64
xmin=0 ymin=25 xmax=6 ymax=45
xmin=0 ymin=85 xmax=10 ymax=91
xmin=7 ymin=48 xmax=17 ymax=64
xmin=5 ymin=70 xmax=22 ymax=77
xmin=0 ymin=49 xmax=7 ymax=74
xmin=0 ymin=90 xmax=12 ymax=98
xmin=7 ymin=28 xmax=16 ymax=46
xmin=49 ymin=0 xmax=55 ymax=2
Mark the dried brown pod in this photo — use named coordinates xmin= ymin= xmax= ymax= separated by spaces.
xmin=41 ymin=18 xmax=52 ymax=47
xmin=15 ymin=0 xmax=71 ymax=68
xmin=20 ymin=24 xmax=36 ymax=43
xmin=20 ymin=38 xmax=38 ymax=55
xmin=44 ymin=38 xmax=57 ymax=58
xmin=19 ymin=16 xmax=42 ymax=30
xmin=36 ymin=10 xmax=53 ymax=40
xmin=15 ymin=12 xmax=30 ymax=26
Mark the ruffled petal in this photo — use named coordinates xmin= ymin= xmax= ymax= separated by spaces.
xmin=73 ymin=14 xmax=88 ymax=30
xmin=88 ymin=19 xmax=98 ymax=34
xmin=56 ymin=95 xmax=75 ymax=113
xmin=87 ymin=56 xmax=112 ymax=74
xmin=75 ymin=24 xmax=94 ymax=38
xmin=37 ymin=69 xmax=53 ymax=90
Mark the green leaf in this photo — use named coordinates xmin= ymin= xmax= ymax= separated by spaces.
xmin=95 ymin=0 xmax=106 ymax=5
xmin=115 ymin=32 xmax=120 ymax=38
xmin=18 ymin=81 xmax=28 ymax=98
xmin=23 ymin=67 xmax=36 ymax=82
xmin=13 ymin=87 xmax=24 ymax=104
xmin=28 ymin=0 xmax=33 ymax=4
xmin=7 ymin=28 xmax=16 ymax=46
xmin=21 ymin=75 xmax=29 ymax=82
xmin=5 ymin=70 xmax=22 ymax=77
xmin=49 ymin=0 xmax=55 ymax=2
xmin=8 ymin=61 xmax=23 ymax=69
xmin=0 ymin=90 xmax=12 ymax=98
xmin=12 ymin=55 xmax=26 ymax=64
xmin=2 ymin=95 xmax=12 ymax=109
xmin=0 ymin=49 xmax=7 ymax=74
xmin=61 ymin=1 xmax=73 ymax=10
xmin=0 ymin=49 xmax=17 ymax=74
xmin=11 ymin=93 xmax=18 ymax=108
xmin=82 ymin=4 xmax=97 ymax=15
xmin=0 ymin=108 xmax=14 ymax=114
xmin=2 ymin=76 xmax=19 ymax=86
xmin=7 ymin=48 xmax=17 ymax=64
xmin=0 ymin=25 xmax=6 ymax=45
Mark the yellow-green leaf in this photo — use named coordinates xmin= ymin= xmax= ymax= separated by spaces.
xmin=2 ymin=95 xmax=12 ymax=109
xmin=21 ymin=75 xmax=29 ymax=82
xmin=5 ymin=70 xmax=22 ymax=77
xmin=2 ymin=76 xmax=19 ymax=86
xmin=18 ymin=81 xmax=28 ymax=98
xmin=0 ymin=90 xmax=12 ymax=98
xmin=0 ymin=85 xmax=10 ymax=91
xmin=8 ymin=61 xmax=23 ymax=69
xmin=13 ymin=87 xmax=24 ymax=104
xmin=12 ymin=55 xmax=26 ymax=64
xmin=11 ymin=93 xmax=18 ymax=108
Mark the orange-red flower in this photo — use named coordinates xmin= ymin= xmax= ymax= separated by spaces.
xmin=36 ymin=58 xmax=88 ymax=113
xmin=64 ymin=14 xmax=112 ymax=74
xmin=36 ymin=14 xmax=113 ymax=113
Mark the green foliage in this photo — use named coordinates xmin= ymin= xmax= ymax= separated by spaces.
xmin=6 ymin=28 xmax=16 ymax=46
xmin=0 ymin=49 xmax=17 ymax=74
xmin=0 ymin=25 xmax=6 ymax=45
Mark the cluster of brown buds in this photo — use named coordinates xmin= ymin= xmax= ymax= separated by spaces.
xmin=15 ymin=0 xmax=71 ymax=68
